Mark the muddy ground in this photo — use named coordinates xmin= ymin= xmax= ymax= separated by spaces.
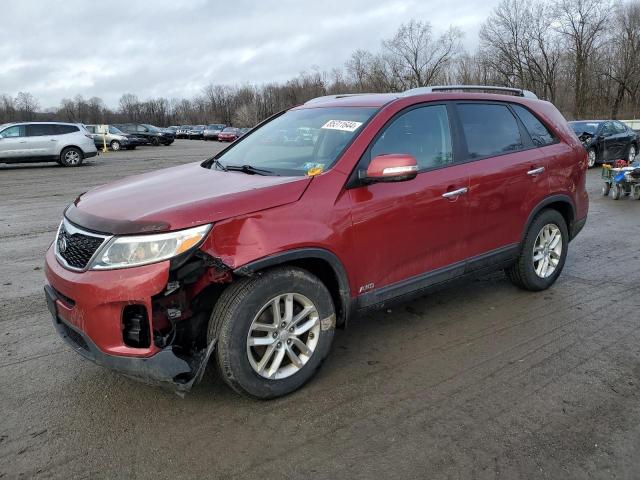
xmin=1 ymin=140 xmax=639 ymax=479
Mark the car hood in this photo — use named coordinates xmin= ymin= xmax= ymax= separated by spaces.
xmin=65 ymin=162 xmax=312 ymax=235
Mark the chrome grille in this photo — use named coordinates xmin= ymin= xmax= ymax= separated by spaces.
xmin=55 ymin=220 xmax=111 ymax=271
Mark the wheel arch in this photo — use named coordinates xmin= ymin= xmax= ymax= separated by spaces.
xmin=60 ymin=144 xmax=85 ymax=156
xmin=523 ymin=195 xmax=576 ymax=242
xmin=233 ymin=248 xmax=353 ymax=326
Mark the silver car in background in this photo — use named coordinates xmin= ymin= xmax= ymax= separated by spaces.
xmin=203 ymin=124 xmax=226 ymax=141
xmin=85 ymin=124 xmax=138 ymax=151
xmin=0 ymin=122 xmax=97 ymax=167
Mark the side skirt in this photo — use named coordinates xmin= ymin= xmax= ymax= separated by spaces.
xmin=356 ymin=244 xmax=520 ymax=311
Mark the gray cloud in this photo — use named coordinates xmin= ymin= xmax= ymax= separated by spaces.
xmin=0 ymin=0 xmax=500 ymax=108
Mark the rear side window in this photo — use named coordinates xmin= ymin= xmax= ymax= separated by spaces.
xmin=457 ymin=104 xmax=523 ymax=158
xmin=371 ymin=105 xmax=453 ymax=170
xmin=27 ymin=124 xmax=58 ymax=136
xmin=1 ymin=125 xmax=25 ymax=137
xmin=511 ymin=105 xmax=555 ymax=147
xmin=55 ymin=125 xmax=79 ymax=134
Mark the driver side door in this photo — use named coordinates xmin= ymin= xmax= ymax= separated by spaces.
xmin=0 ymin=125 xmax=27 ymax=160
xmin=347 ymin=104 xmax=470 ymax=306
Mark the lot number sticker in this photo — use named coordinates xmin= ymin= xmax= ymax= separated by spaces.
xmin=321 ymin=120 xmax=363 ymax=132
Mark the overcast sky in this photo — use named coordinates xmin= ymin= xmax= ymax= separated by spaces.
xmin=0 ymin=0 xmax=501 ymax=108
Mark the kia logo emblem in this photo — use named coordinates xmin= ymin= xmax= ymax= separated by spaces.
xmin=58 ymin=235 xmax=68 ymax=253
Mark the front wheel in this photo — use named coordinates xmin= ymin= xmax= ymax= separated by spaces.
xmin=110 ymin=140 xmax=121 ymax=151
xmin=506 ymin=209 xmax=568 ymax=291
xmin=611 ymin=184 xmax=622 ymax=200
xmin=587 ymin=148 xmax=597 ymax=168
xmin=209 ymin=267 xmax=335 ymax=399
xmin=602 ymin=182 xmax=611 ymax=196
xmin=59 ymin=147 xmax=83 ymax=167
xmin=150 ymin=137 xmax=160 ymax=146
xmin=629 ymin=144 xmax=637 ymax=162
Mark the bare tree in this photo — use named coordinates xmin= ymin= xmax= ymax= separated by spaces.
xmin=14 ymin=92 xmax=39 ymax=121
xmin=555 ymin=0 xmax=611 ymax=118
xmin=382 ymin=20 xmax=463 ymax=88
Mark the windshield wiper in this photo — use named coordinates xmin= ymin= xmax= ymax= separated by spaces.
xmin=211 ymin=158 xmax=227 ymax=171
xmin=225 ymin=164 xmax=275 ymax=176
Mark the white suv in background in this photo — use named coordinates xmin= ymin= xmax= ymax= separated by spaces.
xmin=0 ymin=122 xmax=98 ymax=167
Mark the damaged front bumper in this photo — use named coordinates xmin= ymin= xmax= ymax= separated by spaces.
xmin=45 ymin=285 xmax=215 ymax=393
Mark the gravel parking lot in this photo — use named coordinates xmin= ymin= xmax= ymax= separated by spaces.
xmin=1 ymin=140 xmax=639 ymax=479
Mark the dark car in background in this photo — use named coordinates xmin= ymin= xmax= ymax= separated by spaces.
xmin=203 ymin=124 xmax=226 ymax=141
xmin=569 ymin=120 xmax=638 ymax=167
xmin=187 ymin=125 xmax=206 ymax=139
xmin=115 ymin=123 xmax=174 ymax=146
xmin=237 ymin=127 xmax=251 ymax=138
xmin=218 ymin=126 xmax=240 ymax=142
xmin=176 ymin=125 xmax=192 ymax=139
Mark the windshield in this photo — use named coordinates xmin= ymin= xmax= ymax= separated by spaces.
xmin=570 ymin=121 xmax=600 ymax=135
xmin=109 ymin=126 xmax=124 ymax=135
xmin=208 ymin=124 xmax=224 ymax=129
xmin=215 ymin=107 xmax=376 ymax=176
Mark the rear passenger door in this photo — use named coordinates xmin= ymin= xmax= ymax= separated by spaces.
xmin=25 ymin=124 xmax=59 ymax=157
xmin=457 ymin=102 xmax=551 ymax=260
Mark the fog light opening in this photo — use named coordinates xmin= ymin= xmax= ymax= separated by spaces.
xmin=122 ymin=305 xmax=151 ymax=348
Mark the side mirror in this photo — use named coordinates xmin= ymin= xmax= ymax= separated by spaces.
xmin=364 ymin=154 xmax=418 ymax=183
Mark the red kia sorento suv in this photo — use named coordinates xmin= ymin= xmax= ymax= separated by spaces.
xmin=44 ymin=86 xmax=588 ymax=398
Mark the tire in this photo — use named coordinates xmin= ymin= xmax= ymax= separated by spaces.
xmin=110 ymin=140 xmax=121 ymax=151
xmin=629 ymin=144 xmax=637 ymax=162
xmin=587 ymin=148 xmax=597 ymax=168
xmin=602 ymin=182 xmax=611 ymax=196
xmin=209 ymin=267 xmax=335 ymax=399
xmin=505 ymin=209 xmax=568 ymax=292
xmin=611 ymin=184 xmax=622 ymax=200
xmin=632 ymin=187 xmax=640 ymax=200
xmin=150 ymin=137 xmax=160 ymax=146
xmin=59 ymin=147 xmax=83 ymax=167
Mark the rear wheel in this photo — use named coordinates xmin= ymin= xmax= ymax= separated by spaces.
xmin=506 ymin=209 xmax=568 ymax=291
xmin=209 ymin=267 xmax=335 ymax=399
xmin=602 ymin=182 xmax=611 ymax=196
xmin=110 ymin=140 xmax=121 ymax=151
xmin=629 ymin=144 xmax=637 ymax=162
xmin=59 ymin=147 xmax=83 ymax=167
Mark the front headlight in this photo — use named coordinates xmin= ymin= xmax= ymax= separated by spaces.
xmin=91 ymin=224 xmax=211 ymax=270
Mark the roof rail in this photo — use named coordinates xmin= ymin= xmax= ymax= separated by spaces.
xmin=402 ymin=85 xmax=538 ymax=99
xmin=304 ymin=93 xmax=388 ymax=105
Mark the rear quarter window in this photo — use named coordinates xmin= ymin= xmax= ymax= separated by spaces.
xmin=511 ymin=104 xmax=556 ymax=147
xmin=457 ymin=103 xmax=524 ymax=158
xmin=55 ymin=125 xmax=80 ymax=134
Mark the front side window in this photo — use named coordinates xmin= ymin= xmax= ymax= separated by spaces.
xmin=613 ymin=121 xmax=628 ymax=134
xmin=1 ymin=125 xmax=25 ymax=137
xmin=458 ymin=103 xmax=523 ymax=158
xmin=601 ymin=122 xmax=616 ymax=136
xmin=215 ymin=107 xmax=377 ymax=176
xmin=370 ymin=105 xmax=453 ymax=170
xmin=512 ymin=105 xmax=555 ymax=147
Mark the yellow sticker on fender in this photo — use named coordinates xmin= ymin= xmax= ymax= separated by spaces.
xmin=307 ymin=167 xmax=324 ymax=176
xmin=321 ymin=120 xmax=363 ymax=132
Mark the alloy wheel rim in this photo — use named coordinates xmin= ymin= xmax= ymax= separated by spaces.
xmin=247 ymin=293 xmax=320 ymax=380
xmin=588 ymin=150 xmax=596 ymax=167
xmin=532 ymin=223 xmax=562 ymax=278
xmin=112 ymin=141 xmax=120 ymax=151
xmin=65 ymin=150 xmax=80 ymax=165
xmin=629 ymin=146 xmax=636 ymax=162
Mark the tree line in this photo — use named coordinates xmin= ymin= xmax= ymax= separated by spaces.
xmin=1 ymin=0 xmax=639 ymax=127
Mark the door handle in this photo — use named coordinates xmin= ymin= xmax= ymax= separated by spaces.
xmin=19 ymin=140 xmax=27 ymax=143
xmin=50 ymin=139 xmax=57 ymax=142
xmin=442 ymin=187 xmax=468 ymax=199
xmin=527 ymin=166 xmax=545 ymax=176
